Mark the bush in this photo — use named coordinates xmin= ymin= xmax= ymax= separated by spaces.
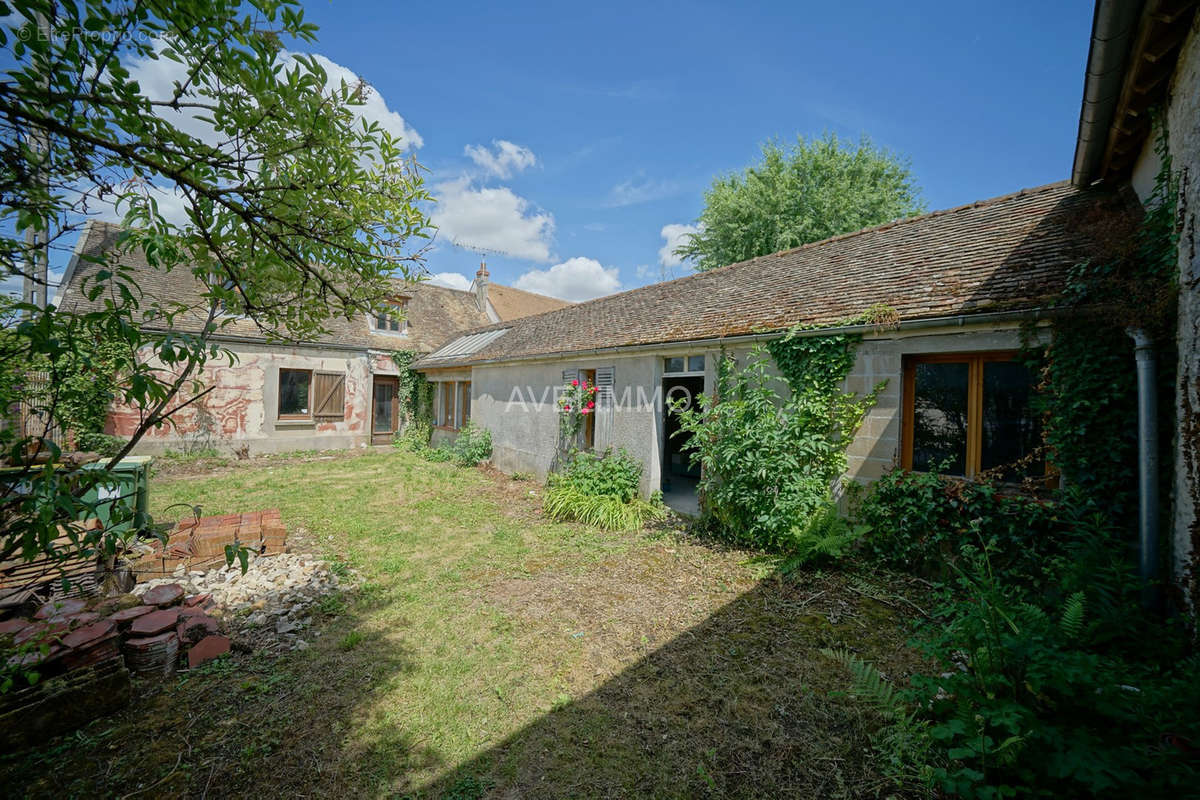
xmin=451 ymin=421 xmax=492 ymax=467
xmin=424 ymin=444 xmax=452 ymax=463
xmin=775 ymin=502 xmax=869 ymax=572
xmin=75 ymin=432 xmax=126 ymax=458
xmin=543 ymin=448 xmax=665 ymax=531
xmin=858 ymin=469 xmax=1079 ymax=584
xmin=674 ymin=347 xmax=880 ymax=551
xmin=555 ymin=448 xmax=641 ymax=503
xmin=894 ymin=548 xmax=1200 ymax=798
xmin=394 ymin=420 xmax=431 ymax=453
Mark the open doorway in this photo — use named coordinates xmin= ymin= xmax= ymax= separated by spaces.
xmin=371 ymin=375 xmax=399 ymax=445
xmin=661 ymin=372 xmax=703 ymax=516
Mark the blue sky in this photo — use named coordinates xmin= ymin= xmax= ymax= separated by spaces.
xmin=12 ymin=0 xmax=1097 ymax=302
xmin=291 ymin=0 xmax=1094 ymax=300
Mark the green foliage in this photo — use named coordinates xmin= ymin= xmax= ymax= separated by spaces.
xmin=424 ymin=444 xmax=452 ymax=463
xmin=553 ymin=448 xmax=642 ymax=503
xmin=679 ymin=134 xmax=924 ymax=271
xmin=390 ymin=350 xmax=433 ymax=428
xmin=542 ymin=485 xmax=667 ymax=531
xmin=510 ymin=471 xmax=533 ymax=482
xmin=74 ymin=432 xmax=126 ymax=458
xmin=0 ymin=0 xmax=430 ymax=575
xmin=1022 ymin=124 xmax=1178 ymax=518
xmin=543 ymin=448 xmax=665 ymax=531
xmin=776 ymin=503 xmax=869 ymax=572
xmin=393 ymin=420 xmax=432 ymax=453
xmin=675 ymin=345 xmax=880 ymax=550
xmin=451 ymin=421 xmax=492 ymax=467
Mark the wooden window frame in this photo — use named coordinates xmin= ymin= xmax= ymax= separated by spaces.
xmin=278 ymin=368 xmax=313 ymax=421
xmin=435 ymin=381 xmax=459 ymax=432
xmin=457 ymin=381 xmax=471 ymax=429
xmin=901 ymin=350 xmax=1029 ymax=478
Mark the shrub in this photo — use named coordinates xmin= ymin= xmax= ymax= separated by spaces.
xmin=394 ymin=420 xmax=431 ymax=453
xmin=75 ymin=432 xmax=126 ymax=458
xmin=858 ymin=469 xmax=1076 ymax=584
xmin=424 ymin=444 xmax=452 ymax=463
xmin=510 ymin=471 xmax=534 ymax=482
xmin=555 ymin=448 xmax=641 ymax=503
xmin=674 ymin=347 xmax=881 ymax=550
xmin=451 ymin=421 xmax=492 ymax=467
xmin=543 ymin=448 xmax=665 ymax=531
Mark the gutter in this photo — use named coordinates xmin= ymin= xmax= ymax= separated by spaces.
xmin=415 ymin=308 xmax=1049 ymax=371
xmin=1072 ymin=0 xmax=1143 ymax=187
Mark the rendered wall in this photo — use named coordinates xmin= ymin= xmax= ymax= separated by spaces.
xmin=108 ymin=341 xmax=385 ymax=455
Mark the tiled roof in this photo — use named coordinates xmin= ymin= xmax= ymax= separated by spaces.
xmin=415 ymin=182 xmax=1124 ymax=369
xmin=485 ymin=283 xmax=572 ymax=320
xmin=56 ymin=221 xmax=501 ymax=353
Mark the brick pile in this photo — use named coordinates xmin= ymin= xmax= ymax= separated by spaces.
xmin=138 ymin=509 xmax=286 ymax=577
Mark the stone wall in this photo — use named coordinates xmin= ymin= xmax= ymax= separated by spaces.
xmin=109 ymin=341 xmax=383 ymax=455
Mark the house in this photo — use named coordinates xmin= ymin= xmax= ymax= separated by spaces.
xmin=55 ymin=220 xmax=571 ymax=454
xmin=415 ymin=181 xmax=1120 ymax=509
xmin=1070 ymin=0 xmax=1199 ymax=607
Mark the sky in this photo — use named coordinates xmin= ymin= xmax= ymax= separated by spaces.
xmin=9 ymin=0 xmax=1098 ymax=302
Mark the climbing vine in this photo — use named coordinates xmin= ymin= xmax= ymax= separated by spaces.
xmin=389 ymin=350 xmax=433 ymax=428
xmin=1022 ymin=123 xmax=1179 ymax=518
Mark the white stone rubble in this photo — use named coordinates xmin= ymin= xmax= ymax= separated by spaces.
xmin=134 ymin=552 xmax=353 ymax=653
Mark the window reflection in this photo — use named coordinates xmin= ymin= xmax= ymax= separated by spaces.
xmin=912 ymin=362 xmax=969 ymax=475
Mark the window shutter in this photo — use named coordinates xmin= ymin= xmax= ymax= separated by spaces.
xmin=562 ymin=369 xmax=579 ymax=384
xmin=312 ymin=372 xmax=346 ymax=420
xmin=594 ymin=366 xmax=615 ymax=450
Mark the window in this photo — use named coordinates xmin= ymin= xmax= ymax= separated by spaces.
xmin=278 ymin=369 xmax=312 ymax=419
xmin=580 ymin=369 xmax=596 ymax=449
xmin=902 ymin=352 xmax=1043 ymax=479
xmin=373 ymin=297 xmax=409 ymax=334
xmin=457 ymin=381 xmax=471 ymax=429
xmin=664 ymin=354 xmax=705 ymax=375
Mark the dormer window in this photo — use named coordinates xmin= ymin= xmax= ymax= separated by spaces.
xmin=373 ymin=297 xmax=409 ymax=334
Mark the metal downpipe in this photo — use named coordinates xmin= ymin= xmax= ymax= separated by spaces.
xmin=1127 ymin=327 xmax=1160 ymax=610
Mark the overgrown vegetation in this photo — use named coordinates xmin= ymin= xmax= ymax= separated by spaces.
xmin=674 ymin=342 xmax=881 ymax=551
xmin=396 ymin=420 xmax=492 ymax=468
xmin=450 ymin=421 xmax=492 ymax=467
xmin=832 ymin=128 xmax=1195 ymax=798
xmin=543 ymin=448 xmax=666 ymax=531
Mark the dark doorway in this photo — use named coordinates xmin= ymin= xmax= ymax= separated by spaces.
xmin=371 ymin=376 xmax=400 ymax=445
xmin=662 ymin=375 xmax=703 ymax=513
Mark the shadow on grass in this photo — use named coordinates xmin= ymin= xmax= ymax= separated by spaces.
xmin=1 ymin=588 xmax=442 ymax=798
xmin=418 ymin=576 xmax=916 ymax=799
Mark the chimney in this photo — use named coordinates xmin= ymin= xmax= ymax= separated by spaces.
xmin=474 ymin=260 xmax=489 ymax=312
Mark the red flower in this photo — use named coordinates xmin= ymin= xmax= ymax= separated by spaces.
xmin=571 ymin=379 xmax=579 ymax=386
xmin=563 ymin=404 xmax=571 ymax=411
xmin=586 ymin=400 xmax=595 ymax=409
xmin=581 ymin=408 xmax=591 ymax=415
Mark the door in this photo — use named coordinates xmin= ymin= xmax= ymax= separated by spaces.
xmin=371 ymin=376 xmax=400 ymax=445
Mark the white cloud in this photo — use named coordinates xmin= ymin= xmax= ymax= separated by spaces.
xmin=514 ymin=257 xmax=621 ymax=302
xmin=124 ymin=40 xmax=422 ymax=151
xmin=606 ymin=176 xmax=680 ymax=207
xmin=658 ymin=222 xmax=701 ymax=268
xmin=427 ymin=271 xmax=472 ymax=291
xmin=464 ymin=140 xmax=536 ymax=178
xmin=432 ymin=177 xmax=555 ymax=263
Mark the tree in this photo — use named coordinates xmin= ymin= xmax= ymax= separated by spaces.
xmin=0 ymin=1 xmax=430 ymax=575
xmin=677 ymin=134 xmax=924 ymax=271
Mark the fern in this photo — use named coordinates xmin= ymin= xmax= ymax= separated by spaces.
xmin=777 ymin=504 xmax=867 ymax=573
xmin=820 ymin=647 xmax=905 ymax=719
xmin=1059 ymin=591 xmax=1086 ymax=640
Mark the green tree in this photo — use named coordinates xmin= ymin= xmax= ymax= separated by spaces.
xmin=0 ymin=0 xmax=430 ymax=571
xmin=678 ymin=134 xmax=924 ymax=271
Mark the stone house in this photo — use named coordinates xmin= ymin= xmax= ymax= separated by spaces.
xmin=55 ymin=220 xmax=570 ymax=454
xmin=415 ymin=181 xmax=1116 ymax=511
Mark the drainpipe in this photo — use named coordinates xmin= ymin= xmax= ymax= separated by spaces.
xmin=1127 ymin=327 xmax=1159 ymax=609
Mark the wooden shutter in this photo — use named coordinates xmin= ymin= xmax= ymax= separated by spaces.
xmin=312 ymin=372 xmax=346 ymax=420
xmin=594 ymin=366 xmax=615 ymax=450
xmin=562 ymin=369 xmax=579 ymax=384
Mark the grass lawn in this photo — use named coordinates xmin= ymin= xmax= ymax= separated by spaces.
xmin=3 ymin=450 xmax=928 ymax=798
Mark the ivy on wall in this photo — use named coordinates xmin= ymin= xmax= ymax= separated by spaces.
xmin=1022 ymin=125 xmax=1179 ymax=519
xmin=389 ymin=350 xmax=433 ymax=428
